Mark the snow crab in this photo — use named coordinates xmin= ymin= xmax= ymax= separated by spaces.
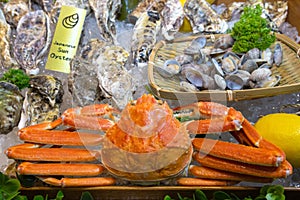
xmin=6 ymin=94 xmax=293 ymax=187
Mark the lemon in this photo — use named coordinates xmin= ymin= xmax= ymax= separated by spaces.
xmin=254 ymin=113 xmax=300 ymax=168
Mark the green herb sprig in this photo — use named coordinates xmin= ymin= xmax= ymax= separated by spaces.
xmin=230 ymin=5 xmax=276 ymax=53
xmin=164 ymin=185 xmax=285 ymax=200
xmin=0 ymin=69 xmax=30 ymax=90
xmin=0 ymin=172 xmax=94 ymax=200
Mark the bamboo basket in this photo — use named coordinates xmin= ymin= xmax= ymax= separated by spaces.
xmin=148 ymin=33 xmax=300 ymax=101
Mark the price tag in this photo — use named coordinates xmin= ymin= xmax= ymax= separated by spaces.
xmin=45 ymin=5 xmax=86 ymax=73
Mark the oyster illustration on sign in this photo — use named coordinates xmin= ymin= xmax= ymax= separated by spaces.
xmin=62 ymin=13 xmax=79 ymax=28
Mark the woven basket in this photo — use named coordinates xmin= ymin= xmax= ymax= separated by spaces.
xmin=148 ymin=33 xmax=300 ymax=101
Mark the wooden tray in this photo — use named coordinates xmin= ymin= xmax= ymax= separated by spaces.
xmin=148 ymin=33 xmax=300 ymax=101
xmin=20 ymin=186 xmax=300 ymax=200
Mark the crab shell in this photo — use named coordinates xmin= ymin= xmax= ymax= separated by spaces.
xmin=102 ymin=94 xmax=192 ymax=181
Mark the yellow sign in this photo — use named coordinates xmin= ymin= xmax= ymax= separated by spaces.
xmin=45 ymin=6 xmax=86 ymax=73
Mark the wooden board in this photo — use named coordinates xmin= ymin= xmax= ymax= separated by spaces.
xmin=20 ymin=186 xmax=300 ymax=200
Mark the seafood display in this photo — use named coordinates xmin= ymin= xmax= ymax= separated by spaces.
xmin=5 ymin=94 xmax=293 ymax=187
xmin=0 ymin=82 xmax=23 ymax=134
xmin=0 ymin=0 xmax=300 ymax=191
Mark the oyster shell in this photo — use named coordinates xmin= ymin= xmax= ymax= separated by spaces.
xmin=160 ymin=0 xmax=184 ymax=40
xmin=128 ymin=0 xmax=167 ymax=24
xmin=19 ymin=75 xmax=64 ymax=128
xmin=184 ymin=0 xmax=228 ymax=33
xmin=130 ymin=10 xmax=161 ymax=66
xmin=79 ymin=38 xmax=133 ymax=109
xmin=13 ymin=10 xmax=51 ymax=74
xmin=3 ymin=0 xmax=29 ymax=27
xmin=0 ymin=82 xmax=23 ymax=134
xmin=0 ymin=8 xmax=16 ymax=68
xmin=89 ymin=0 xmax=121 ymax=43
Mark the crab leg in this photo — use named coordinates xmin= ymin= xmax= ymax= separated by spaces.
xmin=177 ymin=177 xmax=238 ymax=186
xmin=232 ymin=119 xmax=286 ymax=158
xmin=193 ymin=152 xmax=293 ymax=178
xmin=62 ymin=104 xmax=118 ymax=131
xmin=39 ymin=177 xmax=116 ymax=187
xmin=176 ymin=102 xmax=262 ymax=146
xmin=18 ymin=129 xmax=103 ymax=146
xmin=192 ymin=138 xmax=283 ymax=166
xmin=18 ymin=162 xmax=105 ymax=176
xmin=6 ymin=147 xmax=100 ymax=162
xmin=189 ymin=165 xmax=273 ymax=183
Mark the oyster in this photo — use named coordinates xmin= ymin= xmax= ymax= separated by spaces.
xmin=0 ymin=8 xmax=16 ymax=68
xmin=13 ymin=10 xmax=51 ymax=75
xmin=160 ymin=0 xmax=184 ymax=40
xmin=184 ymin=0 xmax=228 ymax=33
xmin=79 ymin=38 xmax=133 ymax=109
xmin=19 ymin=75 xmax=64 ymax=128
xmin=89 ymin=0 xmax=122 ymax=43
xmin=3 ymin=0 xmax=29 ymax=27
xmin=128 ymin=0 xmax=167 ymax=23
xmin=0 ymin=82 xmax=23 ymax=134
xmin=130 ymin=10 xmax=161 ymax=67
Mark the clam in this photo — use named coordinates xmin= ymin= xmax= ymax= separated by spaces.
xmin=175 ymin=54 xmax=194 ymax=65
xmin=239 ymin=59 xmax=258 ymax=73
xmin=157 ymin=59 xmax=181 ymax=78
xmin=261 ymin=48 xmax=274 ymax=66
xmin=246 ymin=48 xmax=260 ymax=60
xmin=225 ymin=74 xmax=244 ymax=90
xmin=184 ymin=68 xmax=215 ymax=89
xmin=273 ymin=43 xmax=283 ymax=67
xmin=190 ymin=36 xmax=207 ymax=49
xmin=184 ymin=68 xmax=203 ymax=88
xmin=211 ymin=58 xmax=224 ymax=76
xmin=214 ymin=34 xmax=234 ymax=50
xmin=214 ymin=74 xmax=226 ymax=90
xmin=221 ymin=56 xmax=238 ymax=74
xmin=249 ymin=68 xmax=281 ymax=88
xmin=180 ymin=81 xmax=199 ymax=92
